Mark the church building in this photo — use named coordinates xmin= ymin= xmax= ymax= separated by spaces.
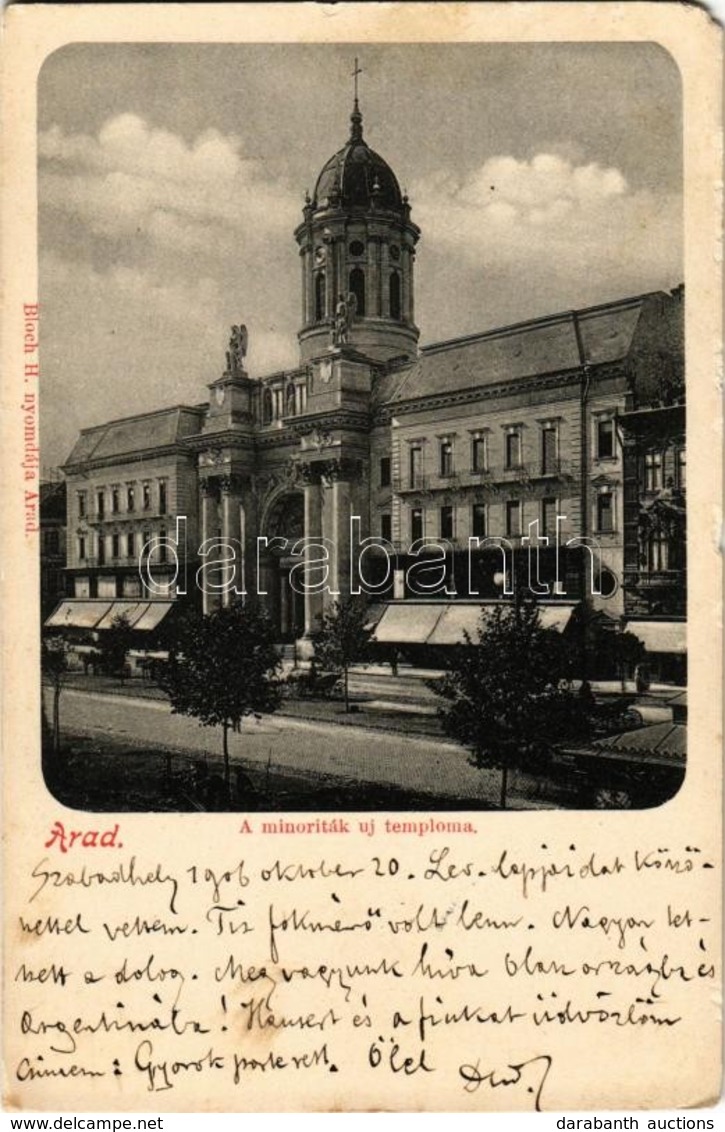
xmin=55 ymin=94 xmax=685 ymax=673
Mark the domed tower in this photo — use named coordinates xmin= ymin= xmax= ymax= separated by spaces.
xmin=295 ymin=95 xmax=420 ymax=364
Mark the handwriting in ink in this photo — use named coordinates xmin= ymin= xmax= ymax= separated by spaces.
xmin=29 ymin=857 xmax=179 ymax=914
xmin=459 ymin=1053 xmax=553 ymax=1111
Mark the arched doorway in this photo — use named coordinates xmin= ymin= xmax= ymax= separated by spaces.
xmin=261 ymin=492 xmax=306 ymax=640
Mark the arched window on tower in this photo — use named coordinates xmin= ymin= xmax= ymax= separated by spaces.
xmin=315 ymin=272 xmax=326 ymax=322
xmin=261 ymin=387 xmax=273 ymax=425
xmin=389 ymin=271 xmax=401 ymax=321
xmin=349 ymin=268 xmax=366 ymax=317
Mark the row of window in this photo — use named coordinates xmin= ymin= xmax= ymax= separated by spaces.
xmin=379 ymin=493 xmax=617 ymax=543
xmin=379 ymin=419 xmax=621 ymax=489
xmin=645 ymin=531 xmax=683 ymax=573
xmin=77 ymin=530 xmax=170 ymax=565
xmin=74 ymin=575 xmax=175 ymax=599
xmin=314 ymin=269 xmax=402 ymax=322
xmin=77 ymin=480 xmax=168 ymax=520
xmin=644 ymin=449 xmax=686 ymax=492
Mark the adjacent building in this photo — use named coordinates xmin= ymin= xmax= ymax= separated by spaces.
xmin=619 ymin=312 xmax=686 ymax=683
xmin=40 ymin=477 xmax=66 ymax=619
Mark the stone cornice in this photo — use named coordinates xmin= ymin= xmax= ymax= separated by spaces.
xmin=62 ymin=444 xmax=196 ymax=476
xmin=255 ymin=430 xmax=307 ymax=451
xmin=181 ymin=430 xmax=254 ymax=452
xmin=374 ymin=364 xmax=629 ymax=424
xmin=290 ymin=409 xmax=371 ymax=438
xmin=296 ymin=456 xmax=365 ymax=485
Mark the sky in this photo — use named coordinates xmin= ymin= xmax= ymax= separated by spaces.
xmin=38 ymin=42 xmax=683 ymax=470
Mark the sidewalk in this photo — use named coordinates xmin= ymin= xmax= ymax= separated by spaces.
xmin=58 ymin=671 xmax=443 ymax=738
xmin=61 ymin=666 xmax=683 ymax=717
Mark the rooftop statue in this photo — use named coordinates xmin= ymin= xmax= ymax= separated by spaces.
xmin=227 ymin=324 xmax=248 ymax=375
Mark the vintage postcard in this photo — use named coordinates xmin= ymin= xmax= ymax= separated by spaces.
xmin=1 ymin=1 xmax=722 ymax=1114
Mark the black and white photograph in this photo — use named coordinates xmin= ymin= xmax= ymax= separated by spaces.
xmin=39 ymin=41 xmax=687 ymax=814
xmin=4 ymin=5 xmax=722 ymax=1118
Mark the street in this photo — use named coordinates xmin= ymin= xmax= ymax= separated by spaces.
xmin=47 ymin=686 xmax=561 ymax=810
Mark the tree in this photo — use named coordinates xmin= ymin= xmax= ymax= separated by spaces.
xmin=156 ymin=601 xmax=281 ymax=801
xmin=429 ymin=599 xmax=590 ymax=809
xmin=97 ymin=612 xmax=133 ymax=680
xmin=312 ymin=597 xmax=373 ymax=712
xmin=612 ymin=630 xmax=646 ymax=692
xmin=575 ymin=612 xmax=646 ymax=689
xmin=41 ymin=635 xmax=69 ymax=760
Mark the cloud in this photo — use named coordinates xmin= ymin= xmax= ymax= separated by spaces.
xmin=38 ymin=113 xmax=304 ymax=467
xmin=39 ymin=114 xmax=297 ymax=257
xmin=459 ymin=152 xmax=627 ymax=212
xmin=411 ymin=151 xmax=682 ymax=286
xmin=39 ymin=251 xmax=298 ymax=469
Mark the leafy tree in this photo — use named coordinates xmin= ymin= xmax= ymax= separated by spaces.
xmin=156 ymin=601 xmax=281 ymax=801
xmin=575 ymin=614 xmax=646 ymax=688
xmin=41 ymin=635 xmax=69 ymax=759
xmin=429 ymin=599 xmax=590 ymax=809
xmin=97 ymin=612 xmax=134 ymax=680
xmin=312 ymin=597 xmax=373 ymax=712
xmin=611 ymin=630 xmax=646 ymax=692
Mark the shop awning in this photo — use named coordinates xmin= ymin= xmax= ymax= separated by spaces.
xmin=538 ymin=605 xmax=576 ymax=632
xmin=363 ymin=603 xmax=387 ymax=632
xmin=625 ymin=620 xmax=686 ymax=654
xmin=95 ymin=601 xmax=147 ymax=630
xmin=132 ymin=601 xmax=176 ymax=631
xmin=373 ymin=602 xmax=576 ymax=646
xmin=373 ymin=603 xmax=445 ymax=644
xmin=45 ymin=600 xmax=175 ymax=632
xmin=45 ymin=600 xmax=113 ymax=629
xmin=426 ymin=604 xmax=491 ymax=646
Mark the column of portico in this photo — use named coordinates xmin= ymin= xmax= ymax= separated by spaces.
xmin=219 ymin=475 xmax=243 ymax=607
xmin=200 ymin=479 xmax=219 ymax=615
xmin=326 ymin=459 xmax=358 ymax=605
xmin=302 ymin=467 xmax=324 ymax=635
xmin=240 ymin=477 xmax=258 ymax=599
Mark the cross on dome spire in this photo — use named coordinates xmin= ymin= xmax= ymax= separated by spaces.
xmin=350 ymin=57 xmax=363 ymax=141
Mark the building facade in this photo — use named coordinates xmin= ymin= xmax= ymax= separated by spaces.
xmin=619 ymin=335 xmax=686 ymax=682
xmin=40 ymin=478 xmax=66 ymax=619
xmin=55 ymin=98 xmax=686 ymax=671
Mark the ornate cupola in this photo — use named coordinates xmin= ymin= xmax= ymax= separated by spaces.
xmin=295 ymin=82 xmax=421 ymax=365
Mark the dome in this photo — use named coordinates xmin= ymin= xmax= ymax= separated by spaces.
xmin=312 ymin=104 xmax=404 ymax=212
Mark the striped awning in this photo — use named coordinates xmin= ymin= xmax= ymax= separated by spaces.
xmin=95 ymin=601 xmax=148 ymax=630
xmin=426 ymin=604 xmax=490 ymax=646
xmin=374 ymin=603 xmax=443 ymax=644
xmin=373 ymin=602 xmax=576 ymax=646
xmin=133 ymin=602 xmax=175 ymax=631
xmin=44 ymin=599 xmax=175 ymax=632
xmin=45 ymin=600 xmax=113 ymax=629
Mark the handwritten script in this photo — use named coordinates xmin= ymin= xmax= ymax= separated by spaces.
xmin=7 ymin=825 xmax=718 ymax=1111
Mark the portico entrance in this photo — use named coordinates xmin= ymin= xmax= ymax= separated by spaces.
xmin=260 ymin=491 xmax=306 ymax=641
